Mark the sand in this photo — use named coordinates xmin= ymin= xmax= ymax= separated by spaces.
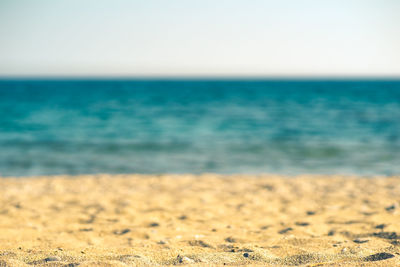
xmin=0 ymin=174 xmax=400 ymax=266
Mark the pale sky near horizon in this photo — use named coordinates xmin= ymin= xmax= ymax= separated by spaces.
xmin=0 ymin=0 xmax=399 ymax=77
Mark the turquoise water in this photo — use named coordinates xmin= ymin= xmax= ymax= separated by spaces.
xmin=0 ymin=79 xmax=399 ymax=176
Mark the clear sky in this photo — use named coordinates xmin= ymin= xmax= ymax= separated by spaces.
xmin=0 ymin=0 xmax=399 ymax=77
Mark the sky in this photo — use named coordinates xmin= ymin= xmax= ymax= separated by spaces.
xmin=0 ymin=0 xmax=399 ymax=77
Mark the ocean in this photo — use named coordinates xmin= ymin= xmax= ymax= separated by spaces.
xmin=0 ymin=79 xmax=399 ymax=176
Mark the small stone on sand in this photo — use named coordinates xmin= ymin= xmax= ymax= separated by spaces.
xmin=44 ymin=256 xmax=61 ymax=262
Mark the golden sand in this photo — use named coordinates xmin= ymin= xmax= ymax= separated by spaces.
xmin=0 ymin=174 xmax=399 ymax=266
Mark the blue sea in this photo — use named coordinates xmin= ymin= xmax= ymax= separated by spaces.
xmin=0 ymin=79 xmax=399 ymax=176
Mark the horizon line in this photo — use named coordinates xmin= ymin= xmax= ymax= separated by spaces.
xmin=1 ymin=74 xmax=400 ymax=81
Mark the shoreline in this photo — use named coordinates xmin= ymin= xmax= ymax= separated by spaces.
xmin=1 ymin=174 xmax=399 ymax=266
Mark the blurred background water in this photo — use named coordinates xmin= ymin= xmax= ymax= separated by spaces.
xmin=0 ymin=79 xmax=399 ymax=176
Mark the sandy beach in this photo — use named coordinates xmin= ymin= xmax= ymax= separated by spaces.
xmin=0 ymin=174 xmax=399 ymax=266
